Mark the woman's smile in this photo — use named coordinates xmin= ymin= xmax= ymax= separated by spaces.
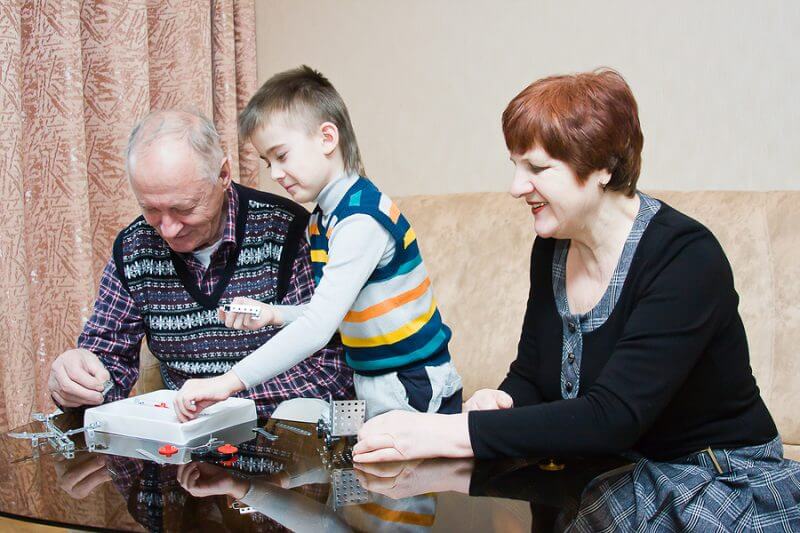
xmin=527 ymin=200 xmax=549 ymax=214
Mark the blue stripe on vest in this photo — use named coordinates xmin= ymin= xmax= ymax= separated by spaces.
xmin=348 ymin=329 xmax=451 ymax=372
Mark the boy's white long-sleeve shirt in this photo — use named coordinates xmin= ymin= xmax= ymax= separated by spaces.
xmin=232 ymin=174 xmax=396 ymax=388
xmin=239 ymin=478 xmax=351 ymax=532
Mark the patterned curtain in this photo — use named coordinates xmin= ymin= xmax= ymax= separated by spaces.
xmin=0 ymin=0 xmax=259 ymax=432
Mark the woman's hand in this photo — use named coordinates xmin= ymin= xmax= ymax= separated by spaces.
xmin=352 ymin=411 xmax=474 ymax=463
xmin=218 ymin=297 xmax=280 ymax=331
xmin=463 ymin=389 xmax=514 ymax=412
xmin=173 ymin=372 xmax=245 ymax=423
xmin=354 ymin=458 xmax=474 ymax=498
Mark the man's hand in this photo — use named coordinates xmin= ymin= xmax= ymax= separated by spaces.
xmin=463 ymin=389 xmax=514 ymax=412
xmin=173 ymin=372 xmax=245 ymax=423
xmin=48 ymin=349 xmax=111 ymax=408
xmin=218 ymin=297 xmax=280 ymax=331
xmin=353 ymin=411 xmax=474 ymax=463
xmin=54 ymin=453 xmax=111 ymax=499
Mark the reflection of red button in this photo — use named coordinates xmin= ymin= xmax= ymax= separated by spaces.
xmin=154 ymin=402 xmax=168 ymax=408
xmin=220 ymin=457 xmax=238 ymax=467
xmin=158 ymin=445 xmax=179 ymax=457
xmin=217 ymin=444 xmax=238 ymax=454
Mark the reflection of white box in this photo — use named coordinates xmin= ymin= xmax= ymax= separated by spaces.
xmin=84 ymin=390 xmax=257 ymax=445
xmin=88 ymin=422 xmax=256 ymax=465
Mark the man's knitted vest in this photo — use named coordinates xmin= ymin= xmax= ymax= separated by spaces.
xmin=308 ymin=177 xmax=451 ymax=375
xmin=113 ymin=183 xmax=308 ymax=388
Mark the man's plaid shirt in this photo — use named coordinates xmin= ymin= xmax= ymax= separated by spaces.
xmin=78 ymin=186 xmax=353 ymax=415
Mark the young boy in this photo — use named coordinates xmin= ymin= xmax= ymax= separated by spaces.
xmin=174 ymin=66 xmax=462 ymax=421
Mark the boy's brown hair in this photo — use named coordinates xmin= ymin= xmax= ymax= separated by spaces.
xmin=239 ymin=65 xmax=364 ymax=175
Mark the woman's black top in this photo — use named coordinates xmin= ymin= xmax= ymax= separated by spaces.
xmin=468 ymin=202 xmax=777 ymax=461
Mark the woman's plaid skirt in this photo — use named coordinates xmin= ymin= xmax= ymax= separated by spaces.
xmin=565 ymin=436 xmax=800 ymax=532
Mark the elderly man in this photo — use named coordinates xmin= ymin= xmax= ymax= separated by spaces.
xmin=47 ymin=109 xmax=353 ymax=416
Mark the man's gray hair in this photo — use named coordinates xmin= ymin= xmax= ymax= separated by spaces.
xmin=126 ymin=109 xmax=225 ymax=183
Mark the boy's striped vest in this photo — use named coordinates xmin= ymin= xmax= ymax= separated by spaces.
xmin=309 ymin=177 xmax=451 ymax=374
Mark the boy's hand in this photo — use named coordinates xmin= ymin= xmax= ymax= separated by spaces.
xmin=218 ymin=297 xmax=280 ymax=330
xmin=173 ymin=372 xmax=245 ymax=423
xmin=177 ymin=462 xmax=251 ymax=499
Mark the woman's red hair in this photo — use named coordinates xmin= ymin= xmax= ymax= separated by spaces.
xmin=502 ymin=69 xmax=643 ymax=196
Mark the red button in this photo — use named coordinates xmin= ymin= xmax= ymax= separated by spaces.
xmin=158 ymin=444 xmax=179 ymax=457
xmin=217 ymin=444 xmax=238 ymax=455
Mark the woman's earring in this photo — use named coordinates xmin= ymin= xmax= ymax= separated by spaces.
xmin=599 ymin=181 xmax=608 ymax=191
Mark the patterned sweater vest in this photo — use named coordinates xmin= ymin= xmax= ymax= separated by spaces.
xmin=113 ymin=183 xmax=308 ymax=388
xmin=309 ymin=177 xmax=451 ymax=374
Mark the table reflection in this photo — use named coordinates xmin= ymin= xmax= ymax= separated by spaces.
xmin=3 ymin=410 xmax=646 ymax=532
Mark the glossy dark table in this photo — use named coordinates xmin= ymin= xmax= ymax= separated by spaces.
xmin=0 ymin=409 xmax=629 ymax=532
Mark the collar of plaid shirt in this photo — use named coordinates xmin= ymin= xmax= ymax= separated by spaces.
xmin=180 ymin=185 xmax=240 ymax=287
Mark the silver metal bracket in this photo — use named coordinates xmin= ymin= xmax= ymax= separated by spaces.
xmin=330 ymin=400 xmax=365 ymax=437
xmin=275 ymin=422 xmax=312 ymax=436
xmin=231 ymin=500 xmax=257 ymax=514
xmin=331 ymin=468 xmax=370 ymax=510
xmin=8 ymin=410 xmax=101 ymax=460
xmin=223 ymin=303 xmax=262 ymax=319
xmin=316 ymin=395 xmax=366 ymax=449
xmin=252 ymin=427 xmax=279 ymax=441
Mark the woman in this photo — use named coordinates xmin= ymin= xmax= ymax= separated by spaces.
xmin=353 ymin=69 xmax=800 ymax=529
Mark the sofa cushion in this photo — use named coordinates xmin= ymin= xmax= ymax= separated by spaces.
xmin=785 ymin=444 xmax=800 ymax=462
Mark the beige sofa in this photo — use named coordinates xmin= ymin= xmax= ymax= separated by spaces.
xmin=139 ymin=190 xmax=800 ymax=460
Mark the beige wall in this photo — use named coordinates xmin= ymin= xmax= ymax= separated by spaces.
xmin=255 ymin=0 xmax=799 ymax=197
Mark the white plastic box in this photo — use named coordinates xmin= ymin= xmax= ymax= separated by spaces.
xmin=84 ymin=389 xmax=257 ymax=445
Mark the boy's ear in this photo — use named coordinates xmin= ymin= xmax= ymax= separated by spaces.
xmin=319 ymin=122 xmax=339 ymax=156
